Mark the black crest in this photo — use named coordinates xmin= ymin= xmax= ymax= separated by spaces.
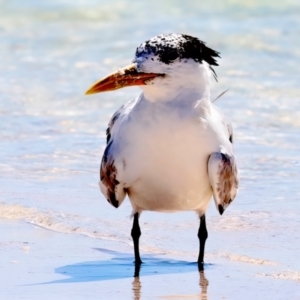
xmin=135 ymin=33 xmax=220 ymax=66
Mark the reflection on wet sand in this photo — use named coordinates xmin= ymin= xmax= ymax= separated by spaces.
xmin=132 ymin=262 xmax=142 ymax=299
xmin=132 ymin=276 xmax=141 ymax=300
xmin=199 ymin=271 xmax=209 ymax=300
xmin=132 ymin=262 xmax=209 ymax=300
xmin=45 ymin=249 xmax=210 ymax=299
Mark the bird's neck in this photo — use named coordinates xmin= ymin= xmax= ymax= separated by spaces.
xmin=142 ymin=86 xmax=210 ymax=106
xmin=141 ymin=63 xmax=212 ymax=104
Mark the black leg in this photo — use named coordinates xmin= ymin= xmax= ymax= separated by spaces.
xmin=133 ymin=262 xmax=141 ymax=278
xmin=131 ymin=212 xmax=142 ymax=265
xmin=197 ymin=214 xmax=208 ymax=271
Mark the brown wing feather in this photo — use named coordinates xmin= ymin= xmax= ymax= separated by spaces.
xmin=208 ymin=152 xmax=239 ymax=215
xmin=100 ymin=142 xmax=120 ymax=208
xmin=100 ymin=103 xmax=129 ymax=208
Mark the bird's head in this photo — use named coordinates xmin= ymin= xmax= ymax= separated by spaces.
xmin=86 ymin=33 xmax=220 ymax=102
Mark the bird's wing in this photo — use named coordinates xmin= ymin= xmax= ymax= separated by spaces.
xmin=99 ymin=99 xmax=136 ymax=208
xmin=208 ymin=152 xmax=239 ymax=215
xmin=99 ymin=141 xmax=125 ymax=208
xmin=207 ymin=104 xmax=239 ymax=214
xmin=212 ymin=103 xmax=233 ymax=143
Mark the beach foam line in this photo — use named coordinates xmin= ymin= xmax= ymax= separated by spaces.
xmin=215 ymin=251 xmax=276 ymax=265
xmin=0 ymin=203 xmax=203 ymax=255
xmin=209 ymin=211 xmax=273 ymax=231
xmin=0 ymin=202 xmax=131 ymax=244
xmin=258 ymin=270 xmax=300 ymax=282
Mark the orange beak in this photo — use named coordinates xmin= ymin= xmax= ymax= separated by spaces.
xmin=85 ymin=63 xmax=164 ymax=95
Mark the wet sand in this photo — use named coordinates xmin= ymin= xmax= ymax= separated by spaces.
xmin=1 ymin=199 xmax=300 ymax=299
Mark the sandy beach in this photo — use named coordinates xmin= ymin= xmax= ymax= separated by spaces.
xmin=1 ymin=0 xmax=300 ymax=299
xmin=2 ymin=209 xmax=300 ymax=299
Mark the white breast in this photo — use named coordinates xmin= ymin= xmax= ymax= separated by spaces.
xmin=112 ymin=96 xmax=223 ymax=214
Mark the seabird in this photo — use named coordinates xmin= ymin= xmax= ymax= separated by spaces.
xmin=85 ymin=33 xmax=239 ymax=270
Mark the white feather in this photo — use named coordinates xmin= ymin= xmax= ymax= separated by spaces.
xmin=102 ymin=58 xmax=238 ymax=216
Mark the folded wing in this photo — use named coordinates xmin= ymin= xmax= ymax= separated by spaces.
xmin=99 ymin=103 xmax=130 ymax=208
xmin=208 ymin=152 xmax=239 ymax=215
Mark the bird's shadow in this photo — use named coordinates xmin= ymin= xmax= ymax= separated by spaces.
xmin=42 ymin=248 xmax=211 ymax=285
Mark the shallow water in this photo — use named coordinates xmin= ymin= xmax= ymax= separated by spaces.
xmin=1 ymin=0 xmax=300 ymax=298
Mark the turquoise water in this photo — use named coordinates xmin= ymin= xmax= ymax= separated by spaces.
xmin=1 ymin=0 xmax=300 ymax=298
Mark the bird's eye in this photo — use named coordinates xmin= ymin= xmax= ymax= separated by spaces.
xmin=229 ymin=135 xmax=233 ymax=143
xmin=166 ymin=50 xmax=179 ymax=61
xmin=159 ymin=49 xmax=179 ymax=64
